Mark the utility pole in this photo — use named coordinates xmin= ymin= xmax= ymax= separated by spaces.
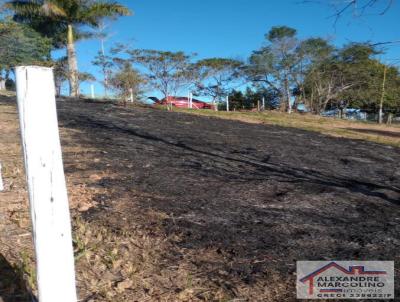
xmin=379 ymin=64 xmax=387 ymax=124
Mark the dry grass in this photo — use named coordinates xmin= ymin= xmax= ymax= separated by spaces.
xmin=169 ymin=108 xmax=400 ymax=147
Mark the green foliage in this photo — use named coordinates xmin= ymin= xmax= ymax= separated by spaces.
xmin=228 ymin=88 xmax=278 ymax=110
xmin=7 ymin=0 xmax=131 ymax=96
xmin=0 ymin=18 xmax=52 ymax=77
xmin=266 ymin=26 xmax=297 ymax=42
xmin=92 ymin=50 xmax=114 ymax=95
xmin=7 ymin=0 xmax=130 ymax=48
xmin=109 ymin=61 xmax=146 ymax=103
xmin=53 ymin=56 xmax=68 ymax=93
xmin=123 ymin=48 xmax=196 ymax=99
xmin=6 ymin=0 xmax=132 ymax=30
xmin=303 ymin=42 xmax=400 ymax=113
xmin=194 ymin=58 xmax=243 ymax=102
xmin=247 ymin=25 xmax=300 ymax=111
xmin=297 ymin=38 xmax=334 ymax=63
xmin=53 ymin=56 xmax=95 ymax=95
xmin=339 ymin=43 xmax=381 ymax=63
xmin=247 ymin=26 xmax=400 ymax=114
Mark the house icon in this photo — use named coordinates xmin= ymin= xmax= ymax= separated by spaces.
xmin=300 ymin=262 xmax=387 ymax=295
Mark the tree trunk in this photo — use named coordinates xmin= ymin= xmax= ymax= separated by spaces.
xmin=101 ymin=39 xmax=109 ymax=97
xmin=67 ymin=24 xmax=79 ymax=98
xmin=378 ymin=65 xmax=387 ymax=124
xmin=283 ymin=77 xmax=291 ymax=113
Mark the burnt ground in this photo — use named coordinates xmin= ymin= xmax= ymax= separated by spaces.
xmin=0 ymin=96 xmax=400 ymax=301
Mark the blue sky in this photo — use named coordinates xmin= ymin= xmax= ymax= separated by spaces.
xmin=65 ymin=0 xmax=400 ymax=97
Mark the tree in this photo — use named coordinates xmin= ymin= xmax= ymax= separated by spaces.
xmin=194 ymin=58 xmax=243 ymax=108
xmin=109 ymin=61 xmax=146 ymax=106
xmin=0 ymin=18 xmax=51 ymax=87
xmin=125 ymin=49 xmax=196 ymax=100
xmin=92 ymin=50 xmax=113 ymax=97
xmin=53 ymin=56 xmax=95 ymax=96
xmin=228 ymin=87 xmax=278 ymax=111
xmin=6 ymin=0 xmax=131 ymax=97
xmin=294 ymin=37 xmax=335 ymax=106
xmin=246 ymin=26 xmax=300 ymax=112
xmin=92 ymin=20 xmax=115 ymax=97
xmin=303 ymin=42 xmax=400 ymax=115
xmin=53 ymin=55 xmax=68 ymax=96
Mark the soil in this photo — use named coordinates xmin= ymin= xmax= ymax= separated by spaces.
xmin=0 ymin=96 xmax=399 ymax=301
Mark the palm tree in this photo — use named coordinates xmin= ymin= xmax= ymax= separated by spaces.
xmin=6 ymin=0 xmax=131 ymax=97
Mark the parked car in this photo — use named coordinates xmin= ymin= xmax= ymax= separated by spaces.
xmin=149 ymin=96 xmax=215 ymax=110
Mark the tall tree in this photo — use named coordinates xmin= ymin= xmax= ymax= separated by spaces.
xmin=125 ymin=49 xmax=196 ymax=100
xmin=246 ymin=26 xmax=299 ymax=112
xmin=109 ymin=61 xmax=146 ymax=106
xmin=194 ymin=58 xmax=243 ymax=107
xmin=0 ymin=18 xmax=51 ymax=85
xmin=302 ymin=42 xmax=400 ymax=115
xmin=92 ymin=50 xmax=113 ymax=97
xmin=294 ymin=37 xmax=335 ymax=106
xmin=6 ymin=0 xmax=131 ymax=97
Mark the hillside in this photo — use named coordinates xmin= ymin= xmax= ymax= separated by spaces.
xmin=0 ymin=96 xmax=399 ymax=301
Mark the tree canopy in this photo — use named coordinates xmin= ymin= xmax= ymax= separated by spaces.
xmin=0 ymin=18 xmax=51 ymax=79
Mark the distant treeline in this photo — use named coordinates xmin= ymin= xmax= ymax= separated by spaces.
xmin=0 ymin=1 xmax=399 ymax=116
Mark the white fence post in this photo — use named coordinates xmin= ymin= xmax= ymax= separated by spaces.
xmin=90 ymin=84 xmax=95 ymax=99
xmin=15 ymin=66 xmax=77 ymax=302
xmin=129 ymin=88 xmax=134 ymax=103
xmin=0 ymin=162 xmax=4 ymax=191
xmin=226 ymin=95 xmax=229 ymax=112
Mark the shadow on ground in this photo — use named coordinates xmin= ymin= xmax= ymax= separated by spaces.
xmin=0 ymin=255 xmax=33 ymax=302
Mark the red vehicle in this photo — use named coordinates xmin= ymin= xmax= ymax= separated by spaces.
xmin=149 ymin=96 xmax=215 ymax=110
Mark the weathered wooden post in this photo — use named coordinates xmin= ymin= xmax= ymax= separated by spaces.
xmin=15 ymin=66 xmax=77 ymax=302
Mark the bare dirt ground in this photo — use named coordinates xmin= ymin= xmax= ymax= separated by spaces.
xmin=0 ymin=95 xmax=399 ymax=301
